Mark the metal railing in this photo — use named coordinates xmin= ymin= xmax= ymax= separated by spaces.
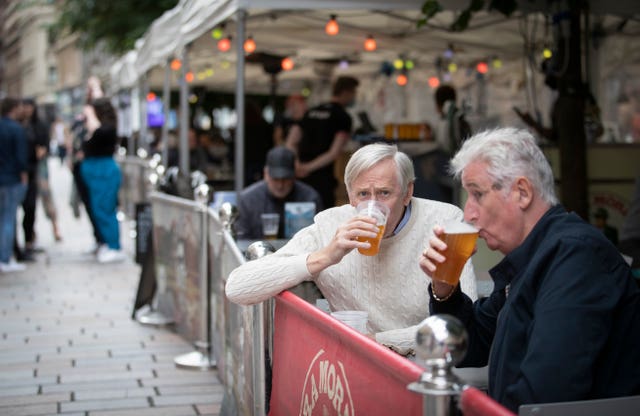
xmin=121 ymin=156 xmax=638 ymax=416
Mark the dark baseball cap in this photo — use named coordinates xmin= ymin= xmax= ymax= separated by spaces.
xmin=266 ymin=146 xmax=295 ymax=179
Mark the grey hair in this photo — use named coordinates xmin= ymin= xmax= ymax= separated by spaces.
xmin=450 ymin=127 xmax=558 ymax=206
xmin=344 ymin=143 xmax=415 ymax=194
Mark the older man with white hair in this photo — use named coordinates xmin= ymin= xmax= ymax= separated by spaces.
xmin=421 ymin=127 xmax=640 ymax=411
xmin=226 ymin=143 xmax=477 ymax=355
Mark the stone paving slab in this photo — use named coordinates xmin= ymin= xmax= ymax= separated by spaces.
xmin=0 ymin=160 xmax=222 ymax=415
xmin=89 ymin=405 xmax=197 ymax=416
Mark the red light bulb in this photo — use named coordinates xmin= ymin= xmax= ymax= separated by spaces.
xmin=218 ymin=36 xmax=231 ymax=52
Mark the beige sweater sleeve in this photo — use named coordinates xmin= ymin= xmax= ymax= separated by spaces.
xmin=225 ymin=224 xmax=320 ymax=305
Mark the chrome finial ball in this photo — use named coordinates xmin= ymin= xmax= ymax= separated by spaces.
xmin=190 ymin=170 xmax=208 ymax=189
xmin=218 ymin=202 xmax=239 ymax=227
xmin=245 ymin=241 xmax=276 ymax=261
xmin=193 ymin=183 xmax=212 ymax=205
xmin=415 ymin=314 xmax=468 ymax=368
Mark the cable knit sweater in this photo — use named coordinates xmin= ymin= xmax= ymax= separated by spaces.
xmin=226 ymin=197 xmax=478 ymax=354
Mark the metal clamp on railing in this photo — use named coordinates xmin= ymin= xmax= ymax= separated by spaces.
xmin=174 ymin=183 xmax=216 ymax=370
xmin=408 ymin=314 xmax=468 ymax=416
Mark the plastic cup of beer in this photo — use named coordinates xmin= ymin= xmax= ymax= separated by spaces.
xmin=355 ymin=200 xmax=390 ymax=256
xmin=260 ymin=213 xmax=279 ymax=240
xmin=432 ymin=221 xmax=478 ymax=286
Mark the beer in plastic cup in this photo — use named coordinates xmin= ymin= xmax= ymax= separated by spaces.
xmin=432 ymin=221 xmax=478 ymax=286
xmin=355 ymin=200 xmax=389 ymax=256
xmin=261 ymin=213 xmax=280 ymax=240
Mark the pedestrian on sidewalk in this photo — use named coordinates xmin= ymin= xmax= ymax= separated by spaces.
xmin=50 ymin=115 xmax=70 ymax=165
xmin=14 ymin=98 xmax=49 ymax=260
xmin=0 ymin=98 xmax=29 ymax=273
xmin=79 ymin=98 xmax=125 ymax=263
xmin=37 ymin=148 xmax=62 ymax=242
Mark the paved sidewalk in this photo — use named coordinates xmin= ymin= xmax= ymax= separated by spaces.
xmin=0 ymin=159 xmax=222 ymax=416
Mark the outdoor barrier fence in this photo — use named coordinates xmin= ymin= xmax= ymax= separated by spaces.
xmin=122 ymin=158 xmax=640 ymax=416
xmin=118 ymin=155 xmax=154 ymax=220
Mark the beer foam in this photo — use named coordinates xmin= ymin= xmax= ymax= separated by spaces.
xmin=444 ymin=221 xmax=478 ymax=234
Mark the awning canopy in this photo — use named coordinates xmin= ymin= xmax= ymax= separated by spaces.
xmin=107 ymin=0 xmax=639 ymax=94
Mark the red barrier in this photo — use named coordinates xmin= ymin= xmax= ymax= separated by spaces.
xmin=269 ymin=291 xmax=424 ymax=415
xmin=460 ymin=387 xmax=515 ymax=416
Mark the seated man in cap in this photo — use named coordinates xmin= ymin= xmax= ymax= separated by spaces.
xmin=236 ymin=146 xmax=323 ymax=240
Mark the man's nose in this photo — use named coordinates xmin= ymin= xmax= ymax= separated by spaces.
xmin=463 ymin=199 xmax=478 ymax=224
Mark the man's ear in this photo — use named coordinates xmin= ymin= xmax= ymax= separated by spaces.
xmin=404 ymin=181 xmax=415 ymax=206
xmin=514 ymin=177 xmax=533 ymax=210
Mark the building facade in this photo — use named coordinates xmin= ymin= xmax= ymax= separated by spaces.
xmin=0 ymin=0 xmax=113 ymax=121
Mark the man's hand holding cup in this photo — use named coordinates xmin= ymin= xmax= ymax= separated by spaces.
xmin=420 ymin=221 xmax=478 ymax=299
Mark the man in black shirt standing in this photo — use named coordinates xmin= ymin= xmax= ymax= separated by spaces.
xmin=297 ymin=76 xmax=359 ymax=208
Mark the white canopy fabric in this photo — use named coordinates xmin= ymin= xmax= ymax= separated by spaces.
xmin=135 ymin=4 xmax=184 ymax=76
xmin=106 ymin=0 xmax=640 ymax=199
xmin=109 ymin=50 xmax=139 ymax=90
xmin=108 ymin=0 xmax=639 ymax=93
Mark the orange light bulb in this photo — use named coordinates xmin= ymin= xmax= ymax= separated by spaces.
xmin=146 ymin=92 xmax=156 ymax=102
xmin=364 ymin=35 xmax=377 ymax=52
xmin=185 ymin=72 xmax=194 ymax=83
xmin=244 ymin=36 xmax=256 ymax=53
xmin=170 ymin=59 xmax=182 ymax=71
xmin=325 ymin=15 xmax=339 ymax=36
xmin=476 ymin=61 xmax=489 ymax=74
xmin=396 ymin=73 xmax=408 ymax=86
xmin=428 ymin=76 xmax=440 ymax=89
xmin=281 ymin=57 xmax=295 ymax=71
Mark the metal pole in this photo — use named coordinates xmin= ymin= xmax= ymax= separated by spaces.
xmin=245 ymin=241 xmax=275 ymax=416
xmin=161 ymin=58 xmax=171 ymax=166
xmin=174 ymin=185 xmax=215 ymax=370
xmin=252 ymin=304 xmax=266 ymax=416
xmin=179 ymin=46 xmax=190 ymax=174
xmin=140 ymin=74 xmax=149 ymax=155
xmin=234 ymin=9 xmax=247 ymax=194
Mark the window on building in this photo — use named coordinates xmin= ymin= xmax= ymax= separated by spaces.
xmin=47 ymin=66 xmax=58 ymax=85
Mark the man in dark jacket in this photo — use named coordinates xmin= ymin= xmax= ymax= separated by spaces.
xmin=236 ymin=146 xmax=322 ymax=240
xmin=0 ymin=98 xmax=28 ymax=272
xmin=420 ymin=127 xmax=640 ymax=412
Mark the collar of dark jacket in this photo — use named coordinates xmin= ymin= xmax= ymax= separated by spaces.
xmin=489 ymin=204 xmax=566 ymax=290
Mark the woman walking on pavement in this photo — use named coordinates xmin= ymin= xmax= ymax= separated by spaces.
xmin=79 ymin=98 xmax=125 ymax=263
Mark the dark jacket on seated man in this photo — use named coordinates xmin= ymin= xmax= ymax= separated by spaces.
xmin=431 ymin=205 xmax=640 ymax=411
